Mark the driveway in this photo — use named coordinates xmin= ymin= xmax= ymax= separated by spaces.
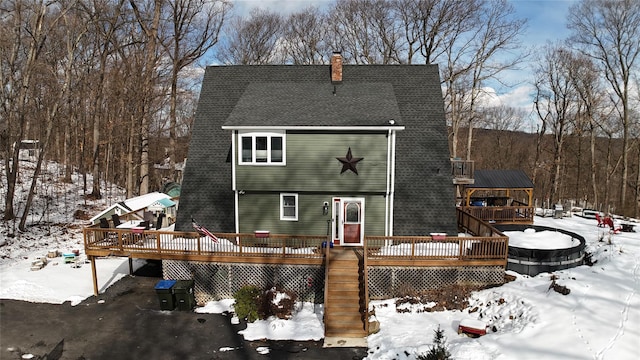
xmin=0 ymin=262 xmax=368 ymax=360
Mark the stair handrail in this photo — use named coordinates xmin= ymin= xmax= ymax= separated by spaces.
xmin=363 ymin=237 xmax=370 ymax=335
xmin=323 ymin=233 xmax=331 ymax=318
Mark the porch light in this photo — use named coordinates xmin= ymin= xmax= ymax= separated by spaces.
xmin=323 ymin=202 xmax=329 ymax=215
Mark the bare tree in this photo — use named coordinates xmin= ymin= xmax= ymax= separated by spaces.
xmin=1 ymin=0 xmax=71 ymax=220
xmin=129 ymin=0 xmax=164 ymax=195
xmin=163 ymin=0 xmax=229 ymax=181
xmin=566 ymin=51 xmax=609 ymax=211
xmin=568 ymin=0 xmax=640 ymax=214
xmin=442 ymin=0 xmax=527 ymax=159
xmin=281 ymin=6 xmax=331 ymax=64
xmin=475 ymin=105 xmax=526 ymax=168
xmin=533 ymin=44 xmax=579 ymax=205
xmin=215 ymin=8 xmax=282 ymax=64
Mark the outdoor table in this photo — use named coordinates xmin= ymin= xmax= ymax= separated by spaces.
xmin=621 ymin=223 xmax=636 ymax=232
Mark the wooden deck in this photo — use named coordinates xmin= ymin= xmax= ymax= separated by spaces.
xmin=84 ymin=209 xmax=507 ymax=339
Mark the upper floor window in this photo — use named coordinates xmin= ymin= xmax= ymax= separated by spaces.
xmin=239 ymin=131 xmax=285 ymax=165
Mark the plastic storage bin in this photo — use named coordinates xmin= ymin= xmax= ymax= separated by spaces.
xmin=154 ymin=279 xmax=177 ymax=310
xmin=173 ymin=280 xmax=195 ymax=311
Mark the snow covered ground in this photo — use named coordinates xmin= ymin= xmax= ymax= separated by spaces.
xmin=1 ymin=162 xmax=639 ymax=359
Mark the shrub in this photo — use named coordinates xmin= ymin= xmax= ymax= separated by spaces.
xmin=417 ymin=325 xmax=452 ymax=360
xmin=233 ymin=285 xmax=261 ymax=322
xmin=258 ymin=286 xmax=298 ymax=319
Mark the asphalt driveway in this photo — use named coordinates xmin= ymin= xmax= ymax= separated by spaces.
xmin=0 ymin=262 xmax=368 ymax=360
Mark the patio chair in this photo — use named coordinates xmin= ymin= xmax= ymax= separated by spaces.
xmin=156 ymin=213 xmax=165 ymax=230
xmin=144 ymin=211 xmax=155 ymax=223
xmin=99 ymin=218 xmax=110 ymax=228
xmin=111 ymin=214 xmax=122 ymax=227
xmin=98 ymin=218 xmax=118 ymax=243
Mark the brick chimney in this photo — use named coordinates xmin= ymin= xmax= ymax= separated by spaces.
xmin=331 ymin=52 xmax=343 ymax=84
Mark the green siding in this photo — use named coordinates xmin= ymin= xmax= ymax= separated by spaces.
xmin=235 ymin=132 xmax=389 ymax=192
xmin=238 ymin=193 xmax=386 ymax=236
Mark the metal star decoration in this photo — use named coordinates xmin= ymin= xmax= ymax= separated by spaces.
xmin=336 ymin=147 xmax=363 ymax=175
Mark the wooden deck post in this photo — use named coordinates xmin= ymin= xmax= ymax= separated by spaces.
xmin=90 ymin=256 xmax=98 ymax=296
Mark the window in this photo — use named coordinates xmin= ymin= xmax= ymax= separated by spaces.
xmin=239 ymin=131 xmax=285 ymax=165
xmin=280 ymin=193 xmax=298 ymax=221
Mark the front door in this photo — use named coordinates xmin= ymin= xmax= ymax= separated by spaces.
xmin=333 ymin=198 xmax=364 ymax=246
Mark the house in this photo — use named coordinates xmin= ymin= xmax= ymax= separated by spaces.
xmin=84 ymin=56 xmax=508 ymax=340
xmin=175 ymin=53 xmax=458 ymax=241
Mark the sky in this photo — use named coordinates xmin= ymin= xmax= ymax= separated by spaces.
xmin=224 ymin=0 xmax=578 ymax=132
xmin=1 ymin=160 xmax=639 ymax=359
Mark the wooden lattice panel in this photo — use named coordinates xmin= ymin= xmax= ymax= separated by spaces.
xmin=367 ymin=265 xmax=504 ymax=299
xmin=162 ymin=260 xmax=325 ymax=305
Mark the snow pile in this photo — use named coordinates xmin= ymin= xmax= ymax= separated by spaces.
xmin=466 ymin=291 xmax=537 ymax=334
xmin=506 ymin=228 xmax=579 ymax=249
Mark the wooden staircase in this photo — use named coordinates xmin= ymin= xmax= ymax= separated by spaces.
xmin=324 ymin=248 xmax=367 ymax=338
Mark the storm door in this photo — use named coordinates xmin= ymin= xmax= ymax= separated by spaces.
xmin=333 ymin=197 xmax=364 ymax=246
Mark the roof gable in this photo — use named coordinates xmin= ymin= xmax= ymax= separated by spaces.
xmin=224 ymin=82 xmax=402 ymax=127
xmin=176 ymin=64 xmax=458 ymax=236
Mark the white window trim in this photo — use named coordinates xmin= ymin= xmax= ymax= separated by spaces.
xmin=238 ymin=130 xmax=286 ymax=165
xmin=280 ymin=193 xmax=298 ymax=221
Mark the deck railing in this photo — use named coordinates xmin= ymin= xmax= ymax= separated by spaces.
xmin=364 ymin=235 xmax=508 ymax=261
xmin=84 ymin=212 xmax=508 ymax=265
xmin=451 ymin=158 xmax=475 ymax=185
xmin=83 ymin=226 xmax=327 ymax=259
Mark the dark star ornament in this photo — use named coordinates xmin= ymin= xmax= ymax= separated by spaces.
xmin=336 ymin=147 xmax=363 ymax=175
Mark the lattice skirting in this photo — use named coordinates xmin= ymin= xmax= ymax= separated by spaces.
xmin=162 ymin=261 xmax=504 ymax=305
xmin=367 ymin=266 xmax=505 ymax=299
xmin=162 ymin=260 xmax=325 ymax=305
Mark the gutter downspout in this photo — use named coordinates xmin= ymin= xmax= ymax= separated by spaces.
xmin=231 ymin=131 xmax=240 ymax=234
xmin=385 ymin=130 xmax=392 ymax=236
xmin=389 ymin=130 xmax=397 ymax=236
xmin=384 ymin=129 xmax=391 ymax=236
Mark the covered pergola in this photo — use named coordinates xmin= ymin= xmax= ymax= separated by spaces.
xmin=460 ymin=169 xmax=534 ymax=224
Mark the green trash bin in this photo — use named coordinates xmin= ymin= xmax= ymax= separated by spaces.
xmin=154 ymin=279 xmax=177 ymax=310
xmin=173 ymin=280 xmax=195 ymax=311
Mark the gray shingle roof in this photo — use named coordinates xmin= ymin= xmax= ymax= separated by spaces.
xmin=224 ymin=82 xmax=402 ymax=127
xmin=176 ymin=64 xmax=457 ymax=236
xmin=468 ymin=169 xmax=534 ymax=189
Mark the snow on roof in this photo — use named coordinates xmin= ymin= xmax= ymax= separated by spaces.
xmin=123 ymin=192 xmax=170 ymax=212
xmin=89 ymin=192 xmax=171 ymax=222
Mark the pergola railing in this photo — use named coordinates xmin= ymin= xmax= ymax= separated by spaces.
xmin=459 ymin=205 xmax=534 ymax=224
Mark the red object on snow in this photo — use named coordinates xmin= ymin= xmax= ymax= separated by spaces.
xmin=458 ymin=319 xmax=487 ymax=336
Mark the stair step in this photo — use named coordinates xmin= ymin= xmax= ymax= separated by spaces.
xmin=324 ymin=249 xmax=366 ymax=339
xmin=325 ymin=329 xmax=367 ymax=337
xmin=325 ymin=314 xmax=364 ymax=323
xmin=325 ymin=322 xmax=365 ymax=330
xmin=326 ymin=304 xmax=361 ymax=311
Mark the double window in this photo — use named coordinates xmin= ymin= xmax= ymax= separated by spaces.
xmin=280 ymin=193 xmax=298 ymax=221
xmin=239 ymin=131 xmax=285 ymax=165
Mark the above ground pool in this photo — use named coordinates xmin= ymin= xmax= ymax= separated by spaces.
xmin=496 ymin=224 xmax=586 ymax=277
